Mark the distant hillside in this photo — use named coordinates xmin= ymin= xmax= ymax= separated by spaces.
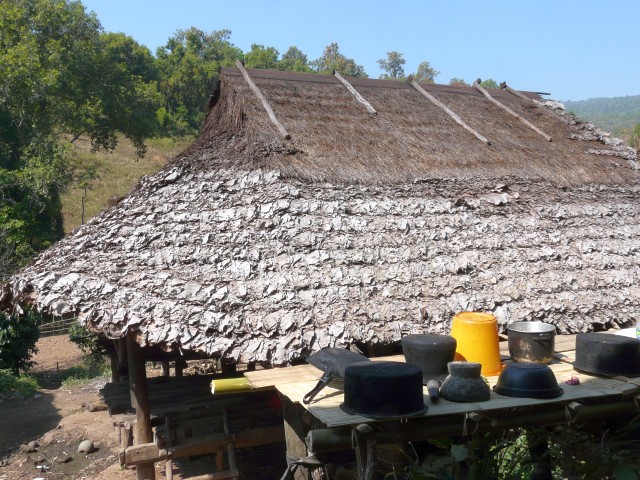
xmin=564 ymin=95 xmax=640 ymax=137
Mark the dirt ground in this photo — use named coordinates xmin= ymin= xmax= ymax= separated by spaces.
xmin=0 ymin=335 xmax=280 ymax=480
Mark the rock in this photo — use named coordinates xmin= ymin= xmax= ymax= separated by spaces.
xmin=85 ymin=402 xmax=107 ymax=412
xmin=40 ymin=432 xmax=56 ymax=448
xmin=77 ymin=439 xmax=94 ymax=454
xmin=29 ymin=453 xmax=47 ymax=464
xmin=54 ymin=452 xmax=73 ymax=464
xmin=18 ymin=440 xmax=37 ymax=454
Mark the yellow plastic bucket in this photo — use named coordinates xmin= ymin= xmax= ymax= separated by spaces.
xmin=450 ymin=312 xmax=503 ymax=376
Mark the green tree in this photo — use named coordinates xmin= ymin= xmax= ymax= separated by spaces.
xmin=449 ymin=78 xmax=469 ymax=86
xmin=244 ymin=43 xmax=279 ymax=70
xmin=378 ymin=51 xmax=406 ymax=80
xmin=310 ymin=43 xmax=367 ymax=77
xmin=477 ymin=78 xmax=499 ymax=88
xmin=74 ymin=32 xmax=161 ymax=156
xmin=412 ymin=61 xmax=440 ymax=83
xmin=278 ymin=46 xmax=311 ymax=73
xmin=0 ymin=310 xmax=40 ymax=374
xmin=0 ymin=0 xmax=160 ymax=274
xmin=155 ymin=28 xmax=242 ymax=135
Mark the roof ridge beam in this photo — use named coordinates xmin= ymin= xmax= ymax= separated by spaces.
xmin=236 ymin=61 xmax=291 ymax=140
xmin=410 ymin=80 xmax=491 ymax=146
xmin=474 ymin=80 xmax=552 ymax=142
xmin=333 ymin=70 xmax=377 ymax=114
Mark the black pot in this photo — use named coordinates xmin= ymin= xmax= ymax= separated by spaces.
xmin=574 ymin=333 xmax=640 ymax=376
xmin=402 ymin=334 xmax=457 ymax=383
xmin=340 ymin=361 xmax=427 ymax=419
xmin=507 ymin=321 xmax=556 ymax=364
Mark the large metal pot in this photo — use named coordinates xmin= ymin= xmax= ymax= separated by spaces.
xmin=507 ymin=321 xmax=556 ymax=364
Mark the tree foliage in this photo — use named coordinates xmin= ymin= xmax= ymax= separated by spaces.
xmin=155 ymin=28 xmax=242 ymax=136
xmin=413 ymin=61 xmax=440 ymax=84
xmin=477 ymin=78 xmax=499 ymax=89
xmin=378 ymin=51 xmax=406 ymax=80
xmin=0 ymin=0 xmax=160 ymax=274
xmin=310 ymin=43 xmax=367 ymax=77
xmin=0 ymin=310 xmax=40 ymax=374
xmin=449 ymin=77 xmax=469 ymax=86
xmin=244 ymin=43 xmax=279 ymax=70
xmin=564 ymin=95 xmax=640 ymax=134
xmin=278 ymin=46 xmax=311 ymax=73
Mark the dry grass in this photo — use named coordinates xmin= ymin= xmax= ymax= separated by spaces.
xmin=61 ymin=136 xmax=193 ymax=234
xmin=195 ymin=70 xmax=638 ymax=186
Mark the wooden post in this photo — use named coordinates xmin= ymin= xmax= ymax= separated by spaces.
xmin=175 ymin=358 xmax=187 ymax=377
xmin=282 ymin=397 xmax=309 ymax=480
xmin=110 ymin=354 xmax=120 ymax=383
xmin=161 ymin=361 xmax=170 ymax=377
xmin=127 ymin=334 xmax=156 ymax=480
xmin=116 ymin=338 xmax=129 ymax=381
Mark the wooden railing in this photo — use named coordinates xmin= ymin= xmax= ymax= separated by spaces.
xmin=39 ymin=318 xmax=78 ymax=337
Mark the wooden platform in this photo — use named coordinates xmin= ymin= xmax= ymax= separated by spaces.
xmin=245 ymin=334 xmax=640 ymax=428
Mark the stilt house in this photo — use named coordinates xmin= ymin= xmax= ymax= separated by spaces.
xmin=3 ymin=66 xmax=639 ymax=368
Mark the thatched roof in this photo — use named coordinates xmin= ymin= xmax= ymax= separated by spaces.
xmin=2 ymin=68 xmax=639 ymax=366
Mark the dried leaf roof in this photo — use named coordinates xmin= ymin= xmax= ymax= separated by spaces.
xmin=2 ymin=68 xmax=639 ymax=365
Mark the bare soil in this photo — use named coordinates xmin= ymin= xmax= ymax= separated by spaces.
xmin=0 ymin=335 xmax=132 ymax=479
xmin=0 ymin=335 xmax=244 ymax=480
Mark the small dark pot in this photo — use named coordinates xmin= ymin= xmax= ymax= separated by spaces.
xmin=508 ymin=321 xmax=556 ymax=364
xmin=439 ymin=361 xmax=491 ymax=403
xmin=402 ymin=334 xmax=457 ymax=383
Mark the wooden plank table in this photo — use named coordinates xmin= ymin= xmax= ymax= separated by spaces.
xmin=245 ymin=334 xmax=640 ymax=478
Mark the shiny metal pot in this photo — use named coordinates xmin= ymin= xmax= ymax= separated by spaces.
xmin=507 ymin=321 xmax=556 ymax=364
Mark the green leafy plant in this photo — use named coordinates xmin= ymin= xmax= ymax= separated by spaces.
xmin=0 ymin=369 xmax=40 ymax=397
xmin=0 ymin=310 xmax=40 ymax=374
xmin=68 ymin=324 xmax=107 ymax=367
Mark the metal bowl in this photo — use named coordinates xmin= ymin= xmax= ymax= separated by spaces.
xmin=493 ymin=363 xmax=563 ymax=399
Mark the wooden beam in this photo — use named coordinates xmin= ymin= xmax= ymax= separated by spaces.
xmin=125 ymin=425 xmax=285 ymax=465
xmin=501 ymin=82 xmax=534 ymax=101
xmin=333 ymin=70 xmax=377 ymax=114
xmin=236 ymin=61 xmax=291 ymax=139
xmin=127 ymin=334 xmax=156 ymax=480
xmin=410 ymin=80 xmax=491 ymax=146
xmin=474 ymin=81 xmax=552 ymax=142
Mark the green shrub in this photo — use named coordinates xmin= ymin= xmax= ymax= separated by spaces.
xmin=59 ymin=358 xmax=110 ymax=389
xmin=0 ymin=369 xmax=40 ymax=397
xmin=0 ymin=310 xmax=40 ymax=374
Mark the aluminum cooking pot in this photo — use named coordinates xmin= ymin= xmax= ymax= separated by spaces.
xmin=507 ymin=321 xmax=556 ymax=364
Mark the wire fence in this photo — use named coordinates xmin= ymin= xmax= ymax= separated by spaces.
xmin=39 ymin=318 xmax=78 ymax=337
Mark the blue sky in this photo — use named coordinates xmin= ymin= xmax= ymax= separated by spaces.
xmin=81 ymin=0 xmax=639 ymax=101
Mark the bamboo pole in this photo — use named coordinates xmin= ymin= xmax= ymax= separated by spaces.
xmin=410 ymin=80 xmax=491 ymax=145
xmin=236 ymin=61 xmax=291 ymax=139
xmin=474 ymin=80 xmax=552 ymax=142
xmin=127 ymin=334 xmax=155 ymax=480
xmin=333 ymin=70 xmax=377 ymax=114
